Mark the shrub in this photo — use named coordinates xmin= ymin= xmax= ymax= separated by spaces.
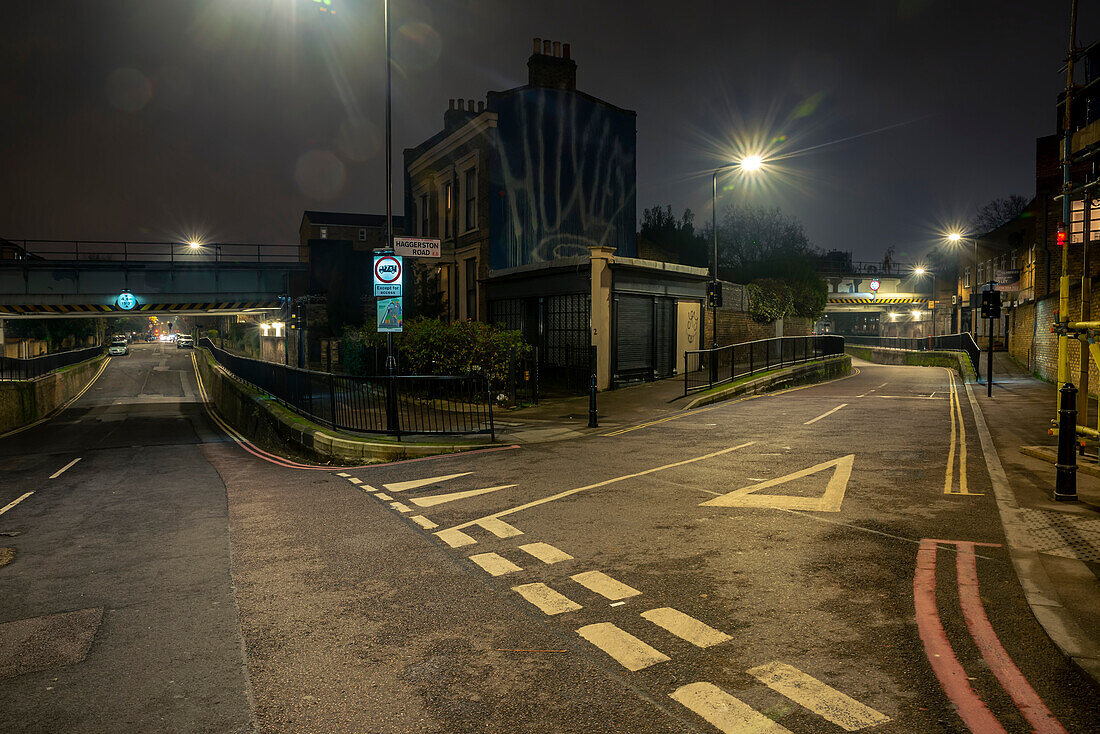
xmin=747 ymin=278 xmax=794 ymax=323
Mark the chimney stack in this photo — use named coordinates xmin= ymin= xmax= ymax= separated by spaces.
xmin=528 ymin=37 xmax=577 ymax=91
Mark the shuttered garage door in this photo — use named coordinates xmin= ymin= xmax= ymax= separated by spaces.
xmin=655 ymin=298 xmax=675 ymax=378
xmin=615 ymin=295 xmax=654 ymax=379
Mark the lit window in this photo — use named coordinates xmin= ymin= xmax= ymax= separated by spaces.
xmin=443 ymin=182 xmax=454 ymax=239
xmin=320 ymin=227 xmax=328 ymax=239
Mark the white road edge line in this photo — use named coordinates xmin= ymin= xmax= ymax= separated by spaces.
xmin=0 ymin=492 xmax=35 ymax=517
xmin=804 ymin=403 xmax=848 ymax=426
xmin=49 ymin=458 xmax=82 ymax=480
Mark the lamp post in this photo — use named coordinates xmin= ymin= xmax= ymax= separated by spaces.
xmin=913 ymin=267 xmax=936 ymax=337
xmin=947 ymin=232 xmax=978 ymax=334
xmin=711 ymin=154 xmax=763 ymax=349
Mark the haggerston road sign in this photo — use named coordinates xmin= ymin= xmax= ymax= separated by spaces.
xmin=700 ymin=455 xmax=855 ymax=512
xmin=393 ymin=237 xmax=441 ymax=258
xmin=374 ymin=255 xmax=402 ymax=297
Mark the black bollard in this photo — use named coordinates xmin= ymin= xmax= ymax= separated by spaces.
xmin=1054 ymin=382 xmax=1079 ymax=502
xmin=588 ymin=372 xmax=598 ymax=428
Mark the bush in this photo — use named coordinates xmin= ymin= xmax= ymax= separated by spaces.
xmin=747 ymin=279 xmax=794 ymax=323
xmin=343 ymin=318 xmax=530 ymax=384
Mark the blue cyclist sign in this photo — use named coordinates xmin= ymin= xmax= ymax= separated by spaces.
xmin=116 ymin=292 xmax=137 ymax=310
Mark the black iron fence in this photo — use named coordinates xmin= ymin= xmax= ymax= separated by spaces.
xmin=200 ymin=339 xmax=494 ymax=438
xmin=843 ymin=333 xmax=980 ymax=373
xmin=0 ymin=345 xmax=104 ymax=381
xmin=684 ymin=335 xmax=845 ymax=395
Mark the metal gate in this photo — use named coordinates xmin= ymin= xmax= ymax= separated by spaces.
xmin=655 ymin=298 xmax=675 ymax=378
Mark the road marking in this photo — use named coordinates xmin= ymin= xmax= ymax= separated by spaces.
xmin=640 ymin=607 xmax=730 ymax=648
xmin=468 ymin=552 xmax=522 ymax=576
xmin=436 ymin=528 xmax=477 ymax=548
xmin=518 ymin=542 xmax=573 ymax=564
xmin=336 ymin=472 xmax=350 ymax=477
xmin=410 ymin=515 xmax=437 ymax=529
xmin=476 ymin=516 xmax=523 ymax=538
xmin=410 ymin=484 xmax=515 ymax=508
xmin=747 ymin=661 xmax=890 ymax=731
xmin=915 ymin=539 xmax=1006 ymax=733
xmin=390 ymin=502 xmax=411 ymax=513
xmin=702 ymin=454 xmax=855 ymax=512
xmin=49 ymin=458 xmax=82 ymax=479
xmin=384 ymin=472 xmax=471 ymax=492
xmin=945 ymin=369 xmax=980 ymax=495
xmin=361 ymin=484 xmax=379 ymax=492
xmin=512 ymin=583 xmax=582 ymax=615
xmin=439 ymin=443 xmax=755 ymax=537
xmin=374 ymin=492 xmax=392 ymax=500
xmin=0 ymin=492 xmax=34 ymax=517
xmin=571 ymin=571 xmax=640 ymax=600
xmin=348 ymin=478 xmax=362 ymax=485
xmin=577 ymin=623 xmax=669 ymax=671
xmin=803 ymin=403 xmax=847 ymax=425
xmin=610 ymin=601 xmax=626 ymax=607
xmin=953 ymin=541 xmax=1067 ymax=733
xmin=671 ymin=682 xmax=793 ymax=733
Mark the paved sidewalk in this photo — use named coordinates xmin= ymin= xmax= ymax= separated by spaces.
xmin=971 ymin=352 xmax=1100 ymax=685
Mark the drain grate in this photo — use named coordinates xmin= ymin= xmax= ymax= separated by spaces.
xmin=1016 ymin=508 xmax=1100 ymax=563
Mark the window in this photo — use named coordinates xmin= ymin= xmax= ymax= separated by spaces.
xmin=464 ymin=168 xmax=477 ymax=231
xmin=443 ymin=182 xmax=454 ymax=239
xmin=320 ymin=227 xmax=328 ymax=240
xmin=977 ymin=263 xmax=984 ymax=285
xmin=964 ymin=266 xmax=971 ymax=288
xmin=465 ymin=257 xmax=477 ymax=319
xmin=359 ymin=228 xmax=366 ymax=241
xmin=420 ymin=194 xmax=429 ymax=237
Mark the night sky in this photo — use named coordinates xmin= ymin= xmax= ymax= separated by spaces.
xmin=3 ymin=0 xmax=1098 ymax=263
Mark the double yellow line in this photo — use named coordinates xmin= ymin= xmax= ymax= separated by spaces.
xmin=944 ymin=368 xmax=981 ymax=495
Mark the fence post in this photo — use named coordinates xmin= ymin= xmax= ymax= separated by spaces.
xmin=588 ymin=345 xmax=598 ymax=428
xmin=328 ymin=373 xmax=337 ymax=428
xmin=386 ymin=373 xmax=401 ymax=437
xmin=487 ymin=379 xmax=496 ymax=442
xmin=683 ymin=351 xmax=688 ymax=397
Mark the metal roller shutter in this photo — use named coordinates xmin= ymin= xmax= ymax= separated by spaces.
xmin=616 ymin=295 xmax=653 ymax=378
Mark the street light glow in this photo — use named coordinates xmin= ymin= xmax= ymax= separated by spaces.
xmin=741 ymin=154 xmax=764 ymax=172
xmin=187 ymin=240 xmax=203 ymax=249
xmin=947 ymin=232 xmax=962 ymax=242
xmin=913 ymin=267 xmax=926 ymax=276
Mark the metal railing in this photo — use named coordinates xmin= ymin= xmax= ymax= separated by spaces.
xmin=2 ymin=240 xmax=304 ymax=264
xmin=200 ymin=339 xmax=494 ymax=438
xmin=683 ymin=335 xmax=845 ymax=395
xmin=842 ymin=333 xmax=980 ymax=373
xmin=0 ymin=345 xmax=104 ymax=381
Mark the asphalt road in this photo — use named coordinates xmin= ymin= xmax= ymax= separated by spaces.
xmin=1 ymin=349 xmax=1098 ymax=733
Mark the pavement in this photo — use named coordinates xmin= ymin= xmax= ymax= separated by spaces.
xmin=498 ymin=354 xmax=1100 ymax=688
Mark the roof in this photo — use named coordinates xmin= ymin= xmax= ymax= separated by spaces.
xmin=300 ymin=211 xmax=406 ymax=228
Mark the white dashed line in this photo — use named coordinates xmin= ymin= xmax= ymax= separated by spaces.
xmin=571 ymin=571 xmax=640 ymax=601
xmin=512 ymin=583 xmax=583 ymax=615
xmin=747 ymin=662 xmax=890 ymax=731
xmin=518 ymin=542 xmax=573 ymax=564
xmin=49 ymin=458 xmax=82 ymax=479
xmin=468 ymin=552 xmax=522 ymax=576
xmin=577 ymin=623 xmax=669 ymax=671
xmin=0 ymin=492 xmax=34 ymax=517
xmin=476 ymin=516 xmax=523 ymax=538
xmin=410 ymin=515 xmax=438 ymax=529
xmin=671 ymin=682 xmax=793 ymax=734
xmin=436 ymin=528 xmax=478 ymax=548
xmin=641 ymin=607 xmax=731 ymax=648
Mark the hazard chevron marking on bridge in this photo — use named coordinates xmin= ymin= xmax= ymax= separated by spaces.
xmin=700 ymin=454 xmax=855 ymax=512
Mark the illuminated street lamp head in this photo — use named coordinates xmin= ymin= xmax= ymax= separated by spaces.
xmin=947 ymin=233 xmax=962 ymax=242
xmin=913 ymin=267 xmax=926 ymax=276
xmin=741 ymin=154 xmax=764 ymax=172
xmin=187 ymin=240 xmax=202 ymax=249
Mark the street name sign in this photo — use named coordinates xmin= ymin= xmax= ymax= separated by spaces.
xmin=393 ymin=237 xmax=441 ymax=258
xmin=374 ymin=254 xmax=402 ymax=297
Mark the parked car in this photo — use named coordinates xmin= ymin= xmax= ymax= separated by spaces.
xmin=176 ymin=334 xmax=194 ymax=349
xmin=108 ymin=339 xmax=129 ymax=356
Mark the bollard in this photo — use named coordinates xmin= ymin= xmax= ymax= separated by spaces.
xmin=588 ymin=372 xmax=598 ymax=428
xmin=1054 ymin=382 xmax=1079 ymax=502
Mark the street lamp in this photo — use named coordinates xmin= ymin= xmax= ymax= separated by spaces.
xmin=913 ymin=266 xmax=937 ymax=337
xmin=711 ymin=155 xmax=766 ymax=348
xmin=947 ymin=231 xmax=978 ymax=334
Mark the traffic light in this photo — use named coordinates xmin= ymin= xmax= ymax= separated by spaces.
xmin=706 ymin=281 xmax=723 ymax=308
xmin=1057 ymin=222 xmax=1068 ymax=247
xmin=980 ymin=290 xmax=1001 ymax=319
xmin=289 ymin=312 xmax=300 ymax=331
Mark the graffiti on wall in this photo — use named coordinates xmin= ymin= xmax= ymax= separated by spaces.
xmin=490 ymin=88 xmax=636 ymax=269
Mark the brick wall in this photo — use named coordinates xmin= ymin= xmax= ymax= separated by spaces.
xmin=699 ymin=281 xmax=812 ymax=346
xmin=1010 ymin=285 xmax=1100 ymax=395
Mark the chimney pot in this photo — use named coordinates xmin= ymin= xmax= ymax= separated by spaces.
xmin=449 ymin=98 xmax=455 ymax=110
xmin=563 ymin=43 xmax=570 ymax=60
xmin=533 ymin=37 xmax=541 ymax=54
xmin=543 ymin=39 xmax=551 ymax=55
xmin=467 ymin=99 xmax=474 ymax=111
xmin=552 ymin=41 xmax=561 ymax=57
xmin=477 ymin=101 xmax=484 ymax=112
xmin=459 ymin=99 xmax=466 ymax=111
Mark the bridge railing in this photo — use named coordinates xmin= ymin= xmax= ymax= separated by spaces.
xmin=199 ymin=339 xmax=494 ymax=439
xmin=842 ymin=333 xmax=980 ymax=372
xmin=3 ymin=240 xmax=304 ymax=263
xmin=683 ymin=335 xmax=846 ymax=395
xmin=0 ymin=344 xmax=105 ymax=381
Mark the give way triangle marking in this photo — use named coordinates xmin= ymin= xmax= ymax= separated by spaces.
xmin=700 ymin=454 xmax=855 ymax=512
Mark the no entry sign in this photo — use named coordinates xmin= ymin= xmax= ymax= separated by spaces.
xmin=374 ymin=254 xmax=402 ymax=297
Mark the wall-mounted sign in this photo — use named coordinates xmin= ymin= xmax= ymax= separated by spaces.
xmin=377 ymin=297 xmax=403 ymax=332
xmin=373 ymin=254 xmax=402 ymax=297
xmin=869 ymin=279 xmax=881 ymax=292
xmin=393 ymin=237 xmax=440 ymax=258
xmin=995 ymin=269 xmax=1021 ymax=292
xmin=116 ymin=292 xmax=137 ymax=310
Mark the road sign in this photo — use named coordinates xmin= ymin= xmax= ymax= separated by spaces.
xmin=393 ymin=237 xmax=441 ymax=258
xmin=374 ymin=254 xmax=402 ymax=297
xmin=115 ymin=292 xmax=137 ymax=310
xmin=869 ymin=279 xmax=880 ymax=292
xmin=377 ymin=297 xmax=403 ymax=332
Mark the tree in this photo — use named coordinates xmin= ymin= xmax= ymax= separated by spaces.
xmin=638 ymin=205 xmax=707 ymax=267
xmin=971 ymin=195 xmax=1029 ymax=235
xmin=703 ymin=204 xmax=827 ymax=320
